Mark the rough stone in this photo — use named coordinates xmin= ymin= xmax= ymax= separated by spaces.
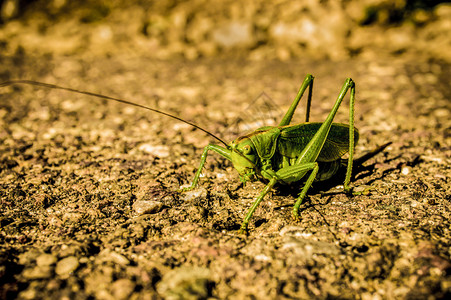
xmin=133 ymin=200 xmax=164 ymax=215
xmin=55 ymin=256 xmax=79 ymax=276
xmin=36 ymin=253 xmax=57 ymax=266
xmin=157 ymin=266 xmax=211 ymax=300
xmin=110 ymin=279 xmax=136 ymax=300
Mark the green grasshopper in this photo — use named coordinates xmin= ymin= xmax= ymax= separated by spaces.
xmin=180 ymin=75 xmax=357 ymax=232
xmin=1 ymin=75 xmax=358 ymax=233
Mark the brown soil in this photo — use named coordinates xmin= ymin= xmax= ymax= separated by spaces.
xmin=1 ymin=1 xmax=450 ymax=299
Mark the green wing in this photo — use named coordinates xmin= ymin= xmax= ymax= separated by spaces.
xmin=278 ymin=122 xmax=359 ymax=162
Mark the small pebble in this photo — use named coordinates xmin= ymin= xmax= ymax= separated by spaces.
xmin=180 ymin=187 xmax=207 ymax=202
xmin=138 ymin=144 xmax=169 ymax=157
xmin=401 ymin=166 xmax=411 ymax=175
xmin=133 ymin=200 xmax=164 ymax=215
xmin=55 ymin=256 xmax=79 ymax=276
xmin=18 ymin=288 xmax=37 ymax=300
xmin=98 ymin=249 xmax=130 ymax=265
xmin=22 ymin=266 xmax=52 ymax=280
xmin=111 ymin=279 xmax=136 ymax=300
xmin=36 ymin=253 xmax=57 ymax=267
xmin=109 ymin=252 xmax=130 ymax=266
xmin=157 ymin=266 xmax=211 ymax=299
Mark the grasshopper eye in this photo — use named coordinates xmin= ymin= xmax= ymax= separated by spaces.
xmin=243 ymin=145 xmax=252 ymax=155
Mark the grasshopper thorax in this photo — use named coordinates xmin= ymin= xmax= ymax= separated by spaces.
xmin=229 ymin=137 xmax=259 ymax=183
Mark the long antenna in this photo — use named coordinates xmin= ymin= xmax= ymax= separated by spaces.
xmin=0 ymin=80 xmax=228 ymax=147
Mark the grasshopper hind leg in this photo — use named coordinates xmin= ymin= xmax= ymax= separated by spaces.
xmin=279 ymin=74 xmax=314 ymax=126
xmin=343 ymin=79 xmax=356 ymax=193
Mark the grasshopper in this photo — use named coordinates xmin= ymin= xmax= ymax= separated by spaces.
xmin=180 ymin=75 xmax=357 ymax=232
xmin=2 ymin=75 xmax=362 ymax=233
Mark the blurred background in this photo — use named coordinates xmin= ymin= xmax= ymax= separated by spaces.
xmin=0 ymin=0 xmax=450 ymax=62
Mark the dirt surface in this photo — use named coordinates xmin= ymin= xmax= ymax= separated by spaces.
xmin=1 ymin=1 xmax=450 ymax=299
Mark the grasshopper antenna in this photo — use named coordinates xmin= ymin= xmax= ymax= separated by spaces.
xmin=1 ymin=80 xmax=228 ymax=147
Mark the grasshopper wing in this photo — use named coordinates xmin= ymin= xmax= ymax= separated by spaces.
xmin=279 ymin=123 xmax=359 ymax=162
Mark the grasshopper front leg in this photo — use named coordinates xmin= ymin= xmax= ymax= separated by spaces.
xmin=179 ymin=144 xmax=231 ymax=192
xmin=239 ymin=177 xmax=278 ymax=234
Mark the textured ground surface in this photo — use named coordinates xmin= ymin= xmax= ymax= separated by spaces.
xmin=1 ymin=1 xmax=450 ymax=299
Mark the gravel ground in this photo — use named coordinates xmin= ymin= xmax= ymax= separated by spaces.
xmin=1 ymin=1 xmax=450 ymax=299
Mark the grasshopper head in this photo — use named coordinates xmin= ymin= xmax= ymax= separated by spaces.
xmin=230 ymin=137 xmax=258 ymax=183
